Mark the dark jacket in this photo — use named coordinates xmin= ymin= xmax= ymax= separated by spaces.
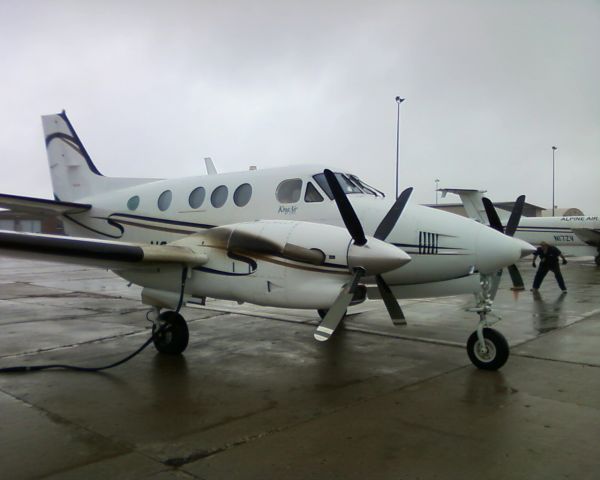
xmin=534 ymin=245 xmax=562 ymax=267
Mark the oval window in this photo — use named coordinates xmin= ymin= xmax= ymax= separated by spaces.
xmin=127 ymin=195 xmax=140 ymax=211
xmin=276 ymin=179 xmax=303 ymax=203
xmin=188 ymin=187 xmax=206 ymax=209
xmin=157 ymin=190 xmax=172 ymax=211
xmin=211 ymin=185 xmax=228 ymax=208
xmin=233 ymin=183 xmax=252 ymax=207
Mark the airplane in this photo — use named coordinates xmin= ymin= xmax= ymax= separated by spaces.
xmin=0 ymin=112 xmax=535 ymax=370
xmin=439 ymin=188 xmax=600 ymax=266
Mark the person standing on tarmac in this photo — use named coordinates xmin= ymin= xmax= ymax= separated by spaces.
xmin=531 ymin=241 xmax=568 ymax=292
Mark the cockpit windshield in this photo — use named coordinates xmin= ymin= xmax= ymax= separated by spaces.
xmin=347 ymin=174 xmax=385 ymax=197
xmin=312 ymin=172 xmax=384 ymax=199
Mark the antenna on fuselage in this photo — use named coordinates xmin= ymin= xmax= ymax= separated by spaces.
xmin=204 ymin=157 xmax=217 ymax=175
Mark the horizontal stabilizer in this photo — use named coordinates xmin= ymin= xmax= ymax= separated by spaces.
xmin=0 ymin=193 xmax=91 ymax=216
xmin=0 ymin=230 xmax=208 ymax=270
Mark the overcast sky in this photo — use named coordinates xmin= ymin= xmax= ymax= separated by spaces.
xmin=0 ymin=0 xmax=598 ymax=213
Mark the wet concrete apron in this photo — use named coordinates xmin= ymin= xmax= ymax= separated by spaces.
xmin=0 ymin=257 xmax=598 ymax=479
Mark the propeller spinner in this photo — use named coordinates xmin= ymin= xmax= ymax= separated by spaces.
xmin=315 ymin=170 xmax=413 ymax=341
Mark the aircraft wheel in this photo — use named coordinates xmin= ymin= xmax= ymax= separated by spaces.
xmin=595 ymin=255 xmax=600 ymax=266
xmin=466 ymin=328 xmax=509 ymax=371
xmin=153 ymin=311 xmax=189 ymax=355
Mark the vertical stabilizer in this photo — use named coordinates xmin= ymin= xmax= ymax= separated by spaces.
xmin=439 ymin=188 xmax=489 ymax=224
xmin=43 ymin=112 xmax=104 ymax=201
xmin=42 ymin=111 xmax=157 ymax=201
xmin=204 ymin=157 xmax=217 ymax=175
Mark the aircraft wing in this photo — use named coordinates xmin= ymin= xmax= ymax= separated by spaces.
xmin=0 ymin=230 xmax=208 ymax=270
xmin=571 ymin=228 xmax=600 ymax=247
xmin=0 ymin=193 xmax=91 ymax=216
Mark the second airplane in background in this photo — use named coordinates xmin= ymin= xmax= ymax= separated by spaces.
xmin=440 ymin=188 xmax=600 ymax=265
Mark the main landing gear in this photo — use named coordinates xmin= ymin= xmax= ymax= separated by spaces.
xmin=466 ymin=273 xmax=510 ymax=371
xmin=151 ymin=310 xmax=189 ymax=355
xmin=147 ymin=267 xmax=190 ymax=355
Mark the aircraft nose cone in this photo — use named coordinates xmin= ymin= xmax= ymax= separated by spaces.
xmin=347 ymin=238 xmax=411 ymax=275
xmin=517 ymin=238 xmax=537 ymax=258
xmin=475 ymin=226 xmax=532 ymax=274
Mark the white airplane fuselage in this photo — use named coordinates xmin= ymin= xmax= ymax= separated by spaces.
xmin=515 ymin=216 xmax=600 ymax=256
xmin=58 ymin=164 xmax=527 ymax=309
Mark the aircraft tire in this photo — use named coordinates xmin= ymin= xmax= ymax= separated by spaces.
xmin=153 ymin=311 xmax=189 ymax=355
xmin=466 ymin=328 xmax=509 ymax=371
xmin=595 ymin=255 xmax=600 ymax=266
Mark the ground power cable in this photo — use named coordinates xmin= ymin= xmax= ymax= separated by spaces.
xmin=0 ymin=267 xmax=189 ymax=374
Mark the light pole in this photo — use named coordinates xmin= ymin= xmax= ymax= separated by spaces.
xmin=435 ymin=178 xmax=440 ymax=204
xmin=552 ymin=146 xmax=557 ymax=216
xmin=395 ymin=96 xmax=405 ymax=199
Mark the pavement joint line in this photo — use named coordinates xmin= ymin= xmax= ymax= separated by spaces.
xmin=0 ymin=386 xmax=200 ymax=479
xmin=191 ymin=297 xmax=600 ymax=352
xmin=0 ymin=328 xmax=151 ymax=360
xmin=504 ymin=309 xmax=600 ymax=354
xmin=0 ymin=310 xmax=103 ymax=325
xmin=0 ymin=385 xmax=203 ymax=478
xmin=0 ymin=312 xmax=228 ymax=361
xmin=159 ymin=361 xmax=471 ymax=468
xmin=511 ymin=352 xmax=600 ymax=368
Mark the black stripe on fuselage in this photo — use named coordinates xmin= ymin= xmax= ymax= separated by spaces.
xmin=109 ymin=213 xmax=216 ymax=231
xmin=393 ymin=242 xmax=468 ymax=255
xmin=63 ymin=213 xmax=124 ymax=239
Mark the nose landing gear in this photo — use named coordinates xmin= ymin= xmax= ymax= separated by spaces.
xmin=466 ymin=272 xmax=510 ymax=370
xmin=467 ymin=324 xmax=509 ymax=370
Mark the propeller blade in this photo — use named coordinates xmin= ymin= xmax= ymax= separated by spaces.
xmin=482 ymin=197 xmax=504 ymax=233
xmin=505 ymin=195 xmax=526 ymax=237
xmin=373 ymin=187 xmax=413 ymax=241
xmin=323 ymin=169 xmax=367 ymax=246
xmin=314 ymin=269 xmax=363 ymax=342
xmin=375 ymin=274 xmax=406 ymax=325
xmin=507 ymin=264 xmax=525 ymax=290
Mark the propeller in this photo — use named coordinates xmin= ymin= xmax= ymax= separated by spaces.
xmin=481 ymin=195 xmax=526 ymax=291
xmin=314 ymin=170 xmax=413 ymax=341
xmin=323 ymin=170 xmax=367 ymax=246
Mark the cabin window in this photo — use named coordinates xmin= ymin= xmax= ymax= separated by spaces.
xmin=189 ymin=187 xmax=206 ymax=209
xmin=157 ymin=190 xmax=172 ymax=211
xmin=233 ymin=183 xmax=252 ymax=207
xmin=276 ymin=179 xmax=303 ymax=203
xmin=304 ymin=182 xmax=323 ymax=203
xmin=127 ymin=195 xmax=140 ymax=211
xmin=211 ymin=185 xmax=228 ymax=208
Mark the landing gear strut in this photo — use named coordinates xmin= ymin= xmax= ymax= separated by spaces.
xmin=148 ymin=266 xmax=190 ymax=355
xmin=466 ymin=273 xmax=510 ymax=370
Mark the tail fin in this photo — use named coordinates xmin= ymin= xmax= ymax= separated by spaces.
xmin=42 ymin=111 xmax=156 ymax=202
